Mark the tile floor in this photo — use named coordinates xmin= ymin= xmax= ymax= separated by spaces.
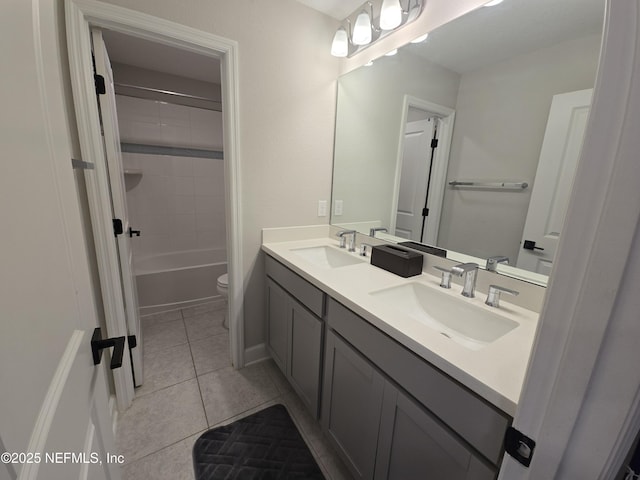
xmin=116 ymin=301 xmax=353 ymax=480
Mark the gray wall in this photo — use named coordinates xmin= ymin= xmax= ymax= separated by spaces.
xmin=438 ymin=33 xmax=602 ymax=262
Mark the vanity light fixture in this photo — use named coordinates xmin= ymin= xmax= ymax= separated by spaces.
xmin=330 ymin=0 xmax=425 ymax=57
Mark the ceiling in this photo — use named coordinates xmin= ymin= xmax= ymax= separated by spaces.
xmin=293 ymin=0 xmax=362 ymax=20
xmin=102 ymin=30 xmax=221 ymax=84
xmin=408 ymin=0 xmax=604 ymax=74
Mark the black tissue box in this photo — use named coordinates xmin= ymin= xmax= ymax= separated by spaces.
xmin=370 ymin=245 xmax=423 ymax=278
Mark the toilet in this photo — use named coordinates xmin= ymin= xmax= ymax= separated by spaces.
xmin=216 ymin=273 xmax=229 ymax=329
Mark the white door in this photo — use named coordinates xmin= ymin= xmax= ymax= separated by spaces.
xmin=92 ymin=29 xmax=144 ymax=386
xmin=1 ymin=2 xmax=120 ymax=479
xmin=516 ymin=89 xmax=592 ymax=274
xmin=395 ymin=118 xmax=437 ymax=242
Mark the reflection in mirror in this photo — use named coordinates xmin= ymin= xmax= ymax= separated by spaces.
xmin=331 ymin=0 xmax=605 ymax=286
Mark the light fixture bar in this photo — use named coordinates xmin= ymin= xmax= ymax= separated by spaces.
xmin=330 ymin=0 xmax=425 ymax=58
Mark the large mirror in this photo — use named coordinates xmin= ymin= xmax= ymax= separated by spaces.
xmin=331 ymin=0 xmax=605 ymax=286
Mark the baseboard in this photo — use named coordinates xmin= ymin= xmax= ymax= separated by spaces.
xmin=244 ymin=343 xmax=269 ymax=366
xmin=109 ymin=394 xmax=118 ymax=436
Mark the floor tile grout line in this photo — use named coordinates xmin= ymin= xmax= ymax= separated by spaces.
xmin=122 ymin=427 xmax=209 ymax=468
xmin=182 ymin=306 xmax=213 ymax=429
xmin=132 ymin=375 xmax=198 ymax=401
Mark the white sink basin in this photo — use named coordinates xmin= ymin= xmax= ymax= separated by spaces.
xmin=369 ymin=282 xmax=518 ymax=350
xmin=291 ymin=245 xmax=364 ymax=269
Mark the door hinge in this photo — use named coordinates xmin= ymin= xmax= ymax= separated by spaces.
xmin=431 ymin=138 xmax=439 ymax=148
xmin=422 ymin=208 xmax=429 ymax=217
xmin=128 ymin=335 xmax=137 ymax=349
xmin=504 ymin=426 xmax=536 ymax=467
xmin=113 ymin=218 xmax=123 ymax=237
xmin=94 ymin=74 xmax=106 ymax=95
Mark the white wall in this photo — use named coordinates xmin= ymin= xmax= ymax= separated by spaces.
xmin=116 ymin=96 xmax=226 ymax=259
xmin=438 ymin=33 xmax=602 ymax=262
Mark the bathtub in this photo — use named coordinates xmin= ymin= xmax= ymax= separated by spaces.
xmin=135 ymin=248 xmax=227 ymax=315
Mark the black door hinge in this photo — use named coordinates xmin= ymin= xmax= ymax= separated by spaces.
xmin=128 ymin=335 xmax=137 ymax=349
xmin=113 ymin=219 xmax=123 ymax=237
xmin=422 ymin=208 xmax=429 ymax=217
xmin=94 ymin=74 xmax=106 ymax=95
xmin=504 ymin=426 xmax=536 ymax=467
xmin=431 ymin=138 xmax=439 ymax=148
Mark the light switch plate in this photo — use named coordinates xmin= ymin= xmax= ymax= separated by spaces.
xmin=334 ymin=200 xmax=343 ymax=216
xmin=318 ymin=200 xmax=327 ymax=217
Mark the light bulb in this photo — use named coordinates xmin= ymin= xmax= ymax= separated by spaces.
xmin=385 ymin=48 xmax=398 ymax=56
xmin=352 ymin=10 xmax=372 ymax=46
xmin=380 ymin=0 xmax=403 ymax=30
xmin=331 ymin=27 xmax=349 ymax=57
xmin=411 ymin=33 xmax=429 ymax=43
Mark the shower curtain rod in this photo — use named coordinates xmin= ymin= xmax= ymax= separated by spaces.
xmin=115 ymin=82 xmax=222 ymax=106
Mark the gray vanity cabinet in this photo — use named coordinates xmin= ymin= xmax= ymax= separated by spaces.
xmin=266 ymin=278 xmax=289 ymax=372
xmin=375 ymin=382 xmax=496 ymax=480
xmin=321 ymin=330 xmax=385 ymax=480
xmin=324 ymin=297 xmax=504 ymax=480
xmin=265 ymin=256 xmax=325 ymax=418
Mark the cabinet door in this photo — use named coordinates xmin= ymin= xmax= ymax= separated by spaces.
xmin=322 ymin=330 xmax=385 ymax=480
xmin=288 ymin=299 xmax=323 ymax=418
xmin=375 ymin=382 xmax=496 ymax=480
xmin=266 ymin=278 xmax=289 ymax=373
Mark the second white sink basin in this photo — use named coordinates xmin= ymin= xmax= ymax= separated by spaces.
xmin=291 ymin=245 xmax=364 ymax=269
xmin=369 ymin=282 xmax=518 ymax=350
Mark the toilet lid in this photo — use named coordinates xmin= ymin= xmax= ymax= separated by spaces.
xmin=217 ymin=273 xmax=228 ymax=287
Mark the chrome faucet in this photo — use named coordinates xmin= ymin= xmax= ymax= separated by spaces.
xmin=369 ymin=227 xmax=388 ymax=238
xmin=486 ymin=256 xmax=509 ymax=272
xmin=451 ymin=262 xmax=479 ymax=298
xmin=336 ymin=230 xmax=357 ymax=252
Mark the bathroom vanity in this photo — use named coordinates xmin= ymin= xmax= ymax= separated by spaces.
xmin=262 ymin=229 xmax=541 ymax=480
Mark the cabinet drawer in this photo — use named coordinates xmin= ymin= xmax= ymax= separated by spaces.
xmin=265 ymin=255 xmax=324 ymax=317
xmin=327 ymin=298 xmax=510 ymax=466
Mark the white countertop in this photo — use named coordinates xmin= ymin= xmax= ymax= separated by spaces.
xmin=262 ymin=236 xmax=540 ymax=416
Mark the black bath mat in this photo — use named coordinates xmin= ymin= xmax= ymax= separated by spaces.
xmin=192 ymin=404 xmax=325 ymax=480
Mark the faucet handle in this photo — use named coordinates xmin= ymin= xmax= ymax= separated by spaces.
xmin=360 ymin=242 xmax=376 ymax=257
xmin=433 ymin=266 xmax=452 ymax=289
xmin=485 ymin=284 xmax=519 ymax=308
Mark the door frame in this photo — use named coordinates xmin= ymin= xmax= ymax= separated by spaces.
xmin=389 ymin=95 xmax=454 ymax=244
xmin=66 ymin=0 xmax=245 ymax=410
xmin=498 ymin=0 xmax=640 ymax=477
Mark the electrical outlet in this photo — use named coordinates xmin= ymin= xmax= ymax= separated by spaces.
xmin=317 ymin=200 xmax=327 ymax=217
xmin=334 ymin=200 xmax=343 ymax=216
